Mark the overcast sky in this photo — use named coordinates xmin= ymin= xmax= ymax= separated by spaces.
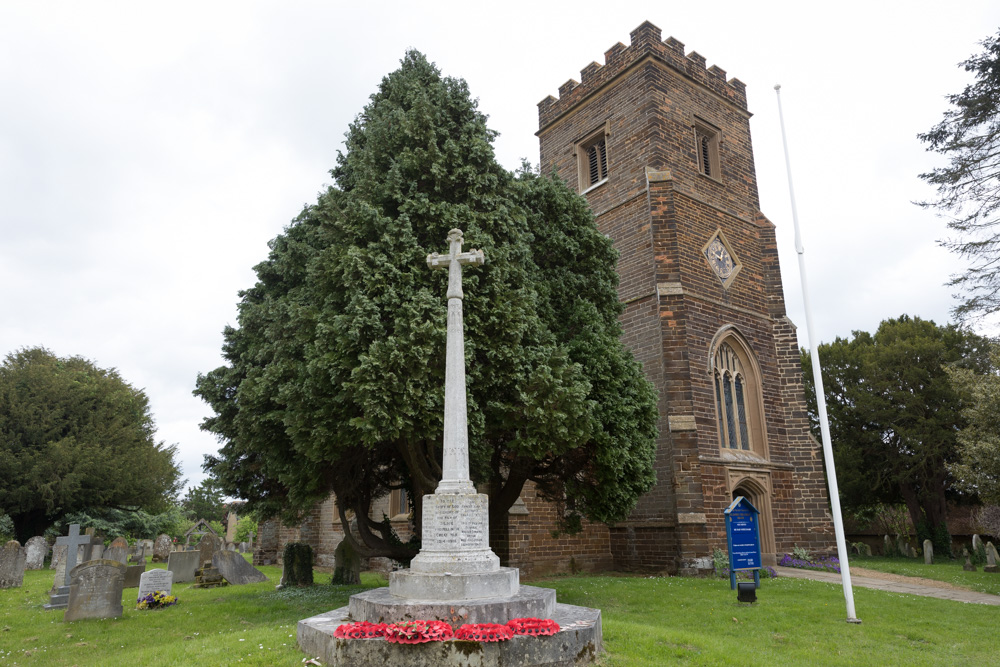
xmin=3 ymin=1 xmax=999 ymax=491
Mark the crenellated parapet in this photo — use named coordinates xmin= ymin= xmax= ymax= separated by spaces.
xmin=538 ymin=21 xmax=747 ymax=130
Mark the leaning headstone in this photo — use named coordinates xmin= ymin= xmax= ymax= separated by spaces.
xmin=985 ymin=542 xmax=998 ymax=574
xmin=0 ymin=541 xmax=27 ymax=588
xmin=972 ymin=534 xmax=983 ymax=553
xmin=103 ymin=537 xmax=129 ymax=565
xmin=123 ymin=564 xmax=146 ymax=588
xmin=883 ymin=534 xmax=892 ymax=556
xmin=213 ymin=550 xmax=269 ymax=585
xmin=138 ymin=568 xmax=173 ymax=600
xmin=198 ymin=534 xmax=222 ymax=567
xmin=152 ymin=534 xmax=172 ymax=562
xmin=167 ymin=550 xmax=200 ymax=583
xmin=64 ymin=560 xmax=126 ymax=622
xmin=859 ymin=542 xmax=872 ymax=557
xmin=963 ymin=548 xmax=977 ymax=572
xmin=25 ymin=536 xmax=49 ymax=570
xmin=923 ymin=539 xmax=934 ymax=564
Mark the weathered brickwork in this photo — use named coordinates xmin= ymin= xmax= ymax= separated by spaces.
xmin=538 ymin=21 xmax=834 ymax=573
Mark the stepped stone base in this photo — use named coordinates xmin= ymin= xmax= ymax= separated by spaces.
xmin=298 ymin=600 xmax=602 ymax=666
xmin=351 ymin=584 xmax=555 ymax=627
xmin=390 ymin=566 xmax=519 ymax=600
xmin=44 ymin=585 xmax=70 ymax=610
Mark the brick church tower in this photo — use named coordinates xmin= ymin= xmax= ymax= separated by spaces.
xmin=537 ymin=21 xmax=834 ymax=573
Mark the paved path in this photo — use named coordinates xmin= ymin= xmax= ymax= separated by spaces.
xmin=775 ymin=566 xmax=1000 ymax=606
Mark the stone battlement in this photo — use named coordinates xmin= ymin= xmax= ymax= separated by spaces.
xmin=538 ymin=20 xmax=747 ymax=130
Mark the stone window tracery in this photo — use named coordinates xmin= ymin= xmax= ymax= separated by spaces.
xmin=712 ymin=338 xmax=764 ymax=455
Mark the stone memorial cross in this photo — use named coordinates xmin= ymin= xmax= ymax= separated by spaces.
xmin=425 ymin=228 xmax=485 ymax=494
xmin=55 ymin=524 xmax=95 ymax=588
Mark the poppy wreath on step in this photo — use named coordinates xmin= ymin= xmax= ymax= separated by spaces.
xmin=333 ymin=621 xmax=388 ymax=639
xmin=384 ymin=620 xmax=455 ymax=644
xmin=507 ymin=618 xmax=561 ymax=636
xmin=455 ymin=623 xmax=514 ymax=642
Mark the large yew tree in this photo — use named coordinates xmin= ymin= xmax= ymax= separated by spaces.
xmin=0 ymin=347 xmax=182 ymax=541
xmin=195 ymin=52 xmax=658 ymax=562
xmin=802 ymin=316 xmax=992 ymax=553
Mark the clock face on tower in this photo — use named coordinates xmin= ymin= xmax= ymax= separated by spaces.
xmin=703 ymin=232 xmax=741 ymax=287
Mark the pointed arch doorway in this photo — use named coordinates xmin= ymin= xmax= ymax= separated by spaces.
xmin=730 ymin=475 xmax=776 ymax=566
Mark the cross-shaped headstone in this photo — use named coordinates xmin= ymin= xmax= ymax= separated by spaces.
xmin=55 ymin=524 xmax=95 ymax=587
xmin=426 ymin=228 xmax=485 ymax=493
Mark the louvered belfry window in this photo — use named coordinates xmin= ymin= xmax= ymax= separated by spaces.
xmin=694 ymin=121 xmax=720 ymax=179
xmin=714 ymin=342 xmax=750 ymax=450
xmin=587 ymin=139 xmax=608 ymax=186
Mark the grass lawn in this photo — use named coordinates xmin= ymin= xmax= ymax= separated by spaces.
xmin=850 ymin=554 xmax=1000 ymax=595
xmin=0 ymin=565 xmax=996 ymax=666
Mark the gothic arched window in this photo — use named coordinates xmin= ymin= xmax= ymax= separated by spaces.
xmin=713 ymin=340 xmax=762 ymax=453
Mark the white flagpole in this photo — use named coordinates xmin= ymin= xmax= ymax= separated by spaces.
xmin=774 ymin=84 xmax=860 ymax=623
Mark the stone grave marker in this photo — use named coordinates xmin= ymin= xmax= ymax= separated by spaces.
xmin=0 ymin=540 xmax=27 ymax=588
xmin=858 ymin=542 xmax=871 ymax=557
xmin=64 ymin=559 xmax=126 ymax=622
xmin=985 ymin=542 xmax=998 ymax=574
xmin=198 ymin=533 xmax=222 ymax=567
xmin=963 ymin=547 xmax=977 ymax=572
xmin=91 ymin=544 xmax=105 ymax=560
xmin=213 ymin=550 xmax=269 ymax=585
xmin=25 ymin=536 xmax=48 ymax=570
xmin=152 ymin=534 xmax=172 ymax=562
xmin=104 ymin=537 xmax=129 ymax=565
xmin=883 ymin=534 xmax=891 ymax=555
xmin=51 ymin=543 xmax=63 ymax=570
xmin=130 ymin=544 xmax=147 ymax=565
xmin=923 ymin=539 xmax=933 ymax=564
xmin=238 ymin=541 xmax=248 ymax=553
xmin=138 ymin=568 xmax=173 ymax=601
xmin=167 ymin=550 xmax=200 ymax=583
xmin=46 ymin=524 xmax=100 ymax=607
xmin=972 ymin=534 xmax=983 ymax=553
xmin=896 ymin=536 xmax=909 ymax=557
xmin=123 ymin=564 xmax=146 ymax=588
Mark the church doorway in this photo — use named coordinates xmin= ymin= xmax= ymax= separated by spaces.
xmin=731 ymin=478 xmax=776 ymax=566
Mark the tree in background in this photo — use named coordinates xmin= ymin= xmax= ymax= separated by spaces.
xmin=802 ymin=316 xmax=992 ymax=554
xmin=0 ymin=347 xmax=182 ymax=541
xmin=180 ymin=478 xmax=227 ymax=523
xmin=919 ymin=29 xmax=1000 ymax=320
xmin=946 ymin=342 xmax=1000 ymax=504
xmin=195 ymin=51 xmax=658 ymax=563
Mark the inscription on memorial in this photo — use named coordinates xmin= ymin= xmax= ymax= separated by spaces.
xmin=421 ymin=495 xmax=488 ymax=551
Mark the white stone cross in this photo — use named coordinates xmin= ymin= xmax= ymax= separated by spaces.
xmin=427 ymin=228 xmax=484 ymax=494
xmin=55 ymin=524 xmax=95 ymax=587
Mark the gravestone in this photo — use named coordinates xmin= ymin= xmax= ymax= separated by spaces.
xmin=198 ymin=534 xmax=222 ymax=567
xmin=883 ymin=534 xmax=892 ymax=556
xmin=104 ymin=537 xmax=129 ymax=565
xmin=985 ymin=542 xmax=998 ymax=574
xmin=123 ymin=564 xmax=146 ymax=588
xmin=91 ymin=544 xmax=105 ymax=560
xmin=858 ymin=542 xmax=872 ymax=557
xmin=226 ymin=543 xmax=236 ymax=552
xmin=238 ymin=541 xmax=248 ymax=553
xmin=130 ymin=544 xmax=147 ymax=565
xmin=45 ymin=524 xmax=100 ymax=608
xmin=64 ymin=559 xmax=126 ymax=622
xmin=923 ymin=539 xmax=933 ymax=564
xmin=963 ymin=548 xmax=977 ymax=572
xmin=908 ymin=544 xmax=917 ymax=559
xmin=213 ymin=550 xmax=269 ymax=585
xmin=972 ymin=534 xmax=983 ymax=553
xmin=138 ymin=568 xmax=173 ymax=600
xmin=896 ymin=536 xmax=909 ymax=558
xmin=0 ymin=541 xmax=27 ymax=588
xmin=167 ymin=550 xmax=200 ymax=583
xmin=152 ymin=534 xmax=172 ymax=562
xmin=25 ymin=536 xmax=48 ymax=570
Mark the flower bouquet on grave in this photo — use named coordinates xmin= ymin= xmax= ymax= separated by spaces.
xmin=137 ymin=591 xmax=178 ymax=610
xmin=383 ymin=620 xmax=454 ymax=644
xmin=333 ymin=622 xmax=388 ymax=639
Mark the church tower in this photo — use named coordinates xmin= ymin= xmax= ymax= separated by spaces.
xmin=538 ymin=21 xmax=833 ymax=573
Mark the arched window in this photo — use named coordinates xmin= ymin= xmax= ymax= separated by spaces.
xmin=712 ymin=339 xmax=763 ymax=454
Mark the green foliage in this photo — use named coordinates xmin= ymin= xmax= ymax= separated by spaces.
xmin=791 ymin=545 xmax=810 ymax=561
xmin=0 ymin=347 xmax=183 ymax=541
xmin=946 ymin=343 xmax=1000 ymax=504
xmin=712 ymin=547 xmax=728 ymax=578
xmin=234 ymin=515 xmax=257 ymax=543
xmin=849 ymin=503 xmax=910 ymax=538
xmin=0 ymin=513 xmax=14 ymax=542
xmin=919 ymin=29 xmax=1000 ymax=321
xmin=281 ymin=542 xmax=314 ymax=587
xmin=180 ymin=478 xmax=227 ymax=523
xmin=194 ymin=51 xmax=657 ymax=561
xmin=802 ymin=315 xmax=992 ymax=555
xmin=47 ymin=506 xmax=187 ymax=541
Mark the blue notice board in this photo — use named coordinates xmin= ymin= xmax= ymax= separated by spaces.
xmin=725 ymin=496 xmax=761 ymax=590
